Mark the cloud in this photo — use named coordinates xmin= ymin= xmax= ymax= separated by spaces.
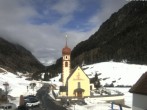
xmin=0 ymin=0 xmax=128 ymax=66
xmin=51 ymin=0 xmax=79 ymax=15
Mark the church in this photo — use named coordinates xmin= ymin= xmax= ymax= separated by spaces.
xmin=60 ymin=36 xmax=90 ymax=98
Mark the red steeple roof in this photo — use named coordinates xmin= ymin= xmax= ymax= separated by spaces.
xmin=62 ymin=46 xmax=71 ymax=55
xmin=62 ymin=35 xmax=71 ymax=55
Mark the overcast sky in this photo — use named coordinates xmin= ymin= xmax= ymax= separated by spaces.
xmin=0 ymin=0 xmax=128 ymax=66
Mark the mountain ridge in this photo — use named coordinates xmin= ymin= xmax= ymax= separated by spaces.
xmin=47 ymin=2 xmax=147 ymax=75
xmin=0 ymin=37 xmax=45 ymax=74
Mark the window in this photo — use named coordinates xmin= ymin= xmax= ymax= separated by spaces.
xmin=8 ymin=106 xmax=12 ymax=109
xmin=65 ymin=62 xmax=68 ymax=67
xmin=78 ymin=82 xmax=81 ymax=88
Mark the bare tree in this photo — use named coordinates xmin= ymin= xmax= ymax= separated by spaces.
xmin=94 ymin=73 xmax=101 ymax=90
xmin=3 ymin=82 xmax=11 ymax=102
xmin=30 ymin=82 xmax=36 ymax=95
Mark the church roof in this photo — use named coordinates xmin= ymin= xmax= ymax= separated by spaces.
xmin=62 ymin=46 xmax=71 ymax=55
xmin=66 ymin=66 xmax=89 ymax=85
xmin=129 ymin=72 xmax=147 ymax=95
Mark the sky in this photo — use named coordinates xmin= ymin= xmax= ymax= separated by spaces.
xmin=0 ymin=0 xmax=128 ymax=66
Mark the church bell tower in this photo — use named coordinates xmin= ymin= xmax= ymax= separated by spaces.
xmin=62 ymin=35 xmax=71 ymax=86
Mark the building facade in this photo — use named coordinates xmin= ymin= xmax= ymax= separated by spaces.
xmin=129 ymin=72 xmax=147 ymax=110
xmin=67 ymin=66 xmax=90 ymax=97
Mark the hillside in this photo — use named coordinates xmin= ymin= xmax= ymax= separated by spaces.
xmin=50 ymin=61 xmax=147 ymax=87
xmin=48 ymin=2 xmax=147 ymax=74
xmin=0 ymin=37 xmax=44 ymax=74
xmin=71 ymin=1 xmax=147 ymax=66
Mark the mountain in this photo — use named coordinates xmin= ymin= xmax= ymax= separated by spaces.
xmin=48 ymin=2 xmax=147 ymax=75
xmin=0 ymin=37 xmax=44 ymax=74
xmin=71 ymin=1 xmax=147 ymax=65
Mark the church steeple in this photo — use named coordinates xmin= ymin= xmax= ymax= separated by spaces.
xmin=66 ymin=35 xmax=67 ymax=47
xmin=62 ymin=35 xmax=71 ymax=86
xmin=62 ymin=35 xmax=71 ymax=55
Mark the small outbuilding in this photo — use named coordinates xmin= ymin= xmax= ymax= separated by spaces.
xmin=129 ymin=72 xmax=147 ymax=110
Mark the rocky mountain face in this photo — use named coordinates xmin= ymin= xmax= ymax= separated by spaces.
xmin=0 ymin=37 xmax=45 ymax=74
xmin=48 ymin=2 xmax=147 ymax=75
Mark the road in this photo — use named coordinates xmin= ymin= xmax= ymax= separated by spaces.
xmin=36 ymin=84 xmax=67 ymax=110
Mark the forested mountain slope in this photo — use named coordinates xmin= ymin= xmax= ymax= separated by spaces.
xmin=48 ymin=2 xmax=147 ymax=75
xmin=0 ymin=37 xmax=44 ymax=74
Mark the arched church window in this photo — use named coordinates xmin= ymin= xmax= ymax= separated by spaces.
xmin=65 ymin=62 xmax=68 ymax=67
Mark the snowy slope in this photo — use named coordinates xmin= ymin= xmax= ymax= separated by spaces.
xmin=0 ymin=71 xmax=30 ymax=97
xmin=0 ymin=69 xmax=44 ymax=106
xmin=83 ymin=61 xmax=147 ymax=86
xmin=50 ymin=61 xmax=147 ymax=87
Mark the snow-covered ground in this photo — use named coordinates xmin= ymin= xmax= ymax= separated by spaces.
xmin=83 ymin=61 xmax=147 ymax=86
xmin=50 ymin=61 xmax=147 ymax=87
xmin=0 ymin=71 xmax=29 ymax=97
xmin=49 ymin=61 xmax=147 ymax=110
xmin=0 ymin=61 xmax=147 ymax=109
xmin=107 ymin=87 xmax=132 ymax=107
xmin=0 ymin=69 xmax=43 ymax=106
